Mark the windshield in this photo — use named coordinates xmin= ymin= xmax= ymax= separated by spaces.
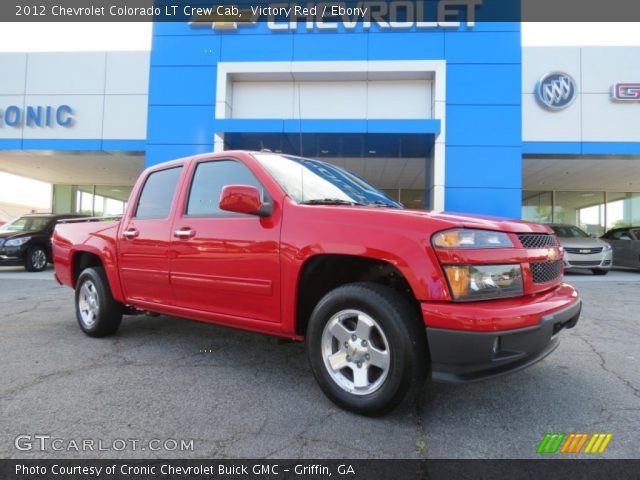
xmin=0 ymin=216 xmax=51 ymax=233
xmin=550 ymin=225 xmax=590 ymax=238
xmin=253 ymin=153 xmax=402 ymax=208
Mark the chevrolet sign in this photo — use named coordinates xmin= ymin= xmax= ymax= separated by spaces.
xmin=189 ymin=0 xmax=483 ymax=31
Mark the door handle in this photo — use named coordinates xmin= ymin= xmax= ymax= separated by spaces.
xmin=174 ymin=229 xmax=195 ymax=239
xmin=122 ymin=228 xmax=139 ymax=239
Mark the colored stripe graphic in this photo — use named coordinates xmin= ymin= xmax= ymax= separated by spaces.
xmin=560 ymin=433 xmax=589 ymax=453
xmin=585 ymin=433 xmax=613 ymax=454
xmin=538 ymin=433 xmax=613 ymax=454
xmin=537 ymin=433 xmax=566 ymax=454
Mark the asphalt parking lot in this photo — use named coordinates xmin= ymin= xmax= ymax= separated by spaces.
xmin=1 ymin=266 xmax=639 ymax=459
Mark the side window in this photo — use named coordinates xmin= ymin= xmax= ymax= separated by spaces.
xmin=611 ymin=229 xmax=631 ymax=240
xmin=631 ymin=229 xmax=640 ymax=240
xmin=134 ymin=167 xmax=183 ymax=219
xmin=186 ymin=160 xmax=262 ymax=216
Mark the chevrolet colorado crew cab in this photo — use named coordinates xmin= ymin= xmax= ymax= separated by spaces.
xmin=53 ymin=151 xmax=581 ymax=415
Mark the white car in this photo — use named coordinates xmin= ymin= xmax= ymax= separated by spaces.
xmin=548 ymin=224 xmax=613 ymax=276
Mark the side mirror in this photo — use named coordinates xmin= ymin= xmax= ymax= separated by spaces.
xmin=219 ymin=185 xmax=272 ymax=217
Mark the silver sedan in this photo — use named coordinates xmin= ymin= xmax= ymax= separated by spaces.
xmin=548 ymin=224 xmax=613 ymax=276
xmin=601 ymin=227 xmax=640 ymax=269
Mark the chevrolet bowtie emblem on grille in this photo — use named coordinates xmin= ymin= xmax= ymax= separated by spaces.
xmin=547 ymin=249 xmax=559 ymax=261
xmin=537 ymin=72 xmax=577 ymax=111
xmin=580 ymin=249 xmax=591 ymax=254
xmin=189 ymin=10 xmax=256 ymax=30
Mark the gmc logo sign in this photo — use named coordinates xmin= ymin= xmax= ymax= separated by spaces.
xmin=612 ymin=83 xmax=640 ymax=101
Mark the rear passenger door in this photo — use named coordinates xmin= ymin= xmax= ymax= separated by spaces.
xmin=606 ymin=229 xmax=634 ymax=267
xmin=169 ymin=158 xmax=281 ymax=323
xmin=118 ymin=166 xmax=184 ymax=305
xmin=630 ymin=229 xmax=640 ymax=267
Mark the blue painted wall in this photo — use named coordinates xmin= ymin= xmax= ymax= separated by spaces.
xmin=147 ymin=21 xmax=522 ymax=218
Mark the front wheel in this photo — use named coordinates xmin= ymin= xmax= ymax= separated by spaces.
xmin=75 ymin=267 xmax=123 ymax=337
xmin=25 ymin=246 xmax=48 ymax=272
xmin=306 ymin=283 xmax=427 ymax=416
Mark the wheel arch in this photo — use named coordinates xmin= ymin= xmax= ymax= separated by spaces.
xmin=294 ymin=254 xmax=422 ymax=338
xmin=70 ymin=248 xmax=125 ymax=303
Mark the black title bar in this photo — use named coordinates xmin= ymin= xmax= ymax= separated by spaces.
xmin=2 ymin=459 xmax=640 ymax=480
xmin=2 ymin=0 xmax=640 ymax=22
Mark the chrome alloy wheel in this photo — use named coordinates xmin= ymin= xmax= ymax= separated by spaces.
xmin=321 ymin=309 xmax=391 ymax=396
xmin=31 ymin=249 xmax=47 ymax=270
xmin=78 ymin=280 xmax=100 ymax=329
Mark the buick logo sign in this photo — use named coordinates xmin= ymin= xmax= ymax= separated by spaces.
xmin=536 ymin=72 xmax=577 ymax=111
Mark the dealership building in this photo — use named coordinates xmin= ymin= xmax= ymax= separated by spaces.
xmin=0 ymin=20 xmax=639 ymax=234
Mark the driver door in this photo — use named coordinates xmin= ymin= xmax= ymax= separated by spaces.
xmin=169 ymin=158 xmax=281 ymax=323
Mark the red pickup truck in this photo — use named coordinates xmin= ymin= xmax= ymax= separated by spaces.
xmin=53 ymin=151 xmax=581 ymax=415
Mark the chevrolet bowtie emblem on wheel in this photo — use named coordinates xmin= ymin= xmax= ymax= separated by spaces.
xmin=536 ymin=72 xmax=577 ymax=111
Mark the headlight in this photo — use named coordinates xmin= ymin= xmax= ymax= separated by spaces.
xmin=443 ymin=264 xmax=523 ymax=301
xmin=433 ymin=229 xmax=513 ymax=249
xmin=602 ymin=244 xmax=612 ymax=252
xmin=5 ymin=237 xmax=31 ymax=247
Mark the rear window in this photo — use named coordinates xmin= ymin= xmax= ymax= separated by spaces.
xmin=550 ymin=225 xmax=589 ymax=238
xmin=134 ymin=167 xmax=183 ymax=219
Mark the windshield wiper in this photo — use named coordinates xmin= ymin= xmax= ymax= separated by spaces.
xmin=300 ymin=198 xmax=365 ymax=206
xmin=363 ymin=200 xmax=401 ymax=208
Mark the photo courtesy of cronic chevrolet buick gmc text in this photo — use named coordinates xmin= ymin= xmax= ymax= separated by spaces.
xmin=52 ymin=151 xmax=581 ymax=415
xmin=0 ymin=214 xmax=84 ymax=272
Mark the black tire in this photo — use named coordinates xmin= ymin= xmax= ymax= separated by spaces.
xmin=592 ymin=269 xmax=609 ymax=276
xmin=24 ymin=245 xmax=48 ymax=272
xmin=75 ymin=267 xmax=123 ymax=337
xmin=306 ymin=282 xmax=427 ymax=416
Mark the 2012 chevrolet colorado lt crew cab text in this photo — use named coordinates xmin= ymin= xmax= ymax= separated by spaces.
xmin=53 ymin=151 xmax=581 ymax=415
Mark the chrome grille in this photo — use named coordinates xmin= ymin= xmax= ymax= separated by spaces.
xmin=568 ymin=260 xmax=601 ymax=267
xmin=531 ymin=260 xmax=563 ymax=284
xmin=517 ymin=233 xmax=559 ymax=249
xmin=565 ymin=247 xmax=603 ymax=255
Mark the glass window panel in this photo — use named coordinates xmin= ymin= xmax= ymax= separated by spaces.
xmin=399 ymin=189 xmax=426 ymax=209
xmin=134 ymin=167 xmax=183 ymax=219
xmin=606 ymin=192 xmax=640 ymax=230
xmin=381 ymin=189 xmax=400 ymax=202
xmin=187 ymin=160 xmax=262 ymax=216
xmin=554 ymin=191 xmax=605 ymax=236
xmin=522 ymin=191 xmax=552 ymax=224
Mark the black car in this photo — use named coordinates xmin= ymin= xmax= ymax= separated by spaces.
xmin=0 ymin=214 xmax=85 ymax=272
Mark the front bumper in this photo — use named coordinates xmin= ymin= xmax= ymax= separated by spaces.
xmin=0 ymin=247 xmax=25 ymax=265
xmin=423 ymin=286 xmax=581 ymax=383
xmin=564 ymin=250 xmax=612 ymax=270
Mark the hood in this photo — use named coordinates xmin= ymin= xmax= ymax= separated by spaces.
xmin=353 ymin=207 xmax=553 ymax=234
xmin=557 ymin=236 xmax=608 ymax=248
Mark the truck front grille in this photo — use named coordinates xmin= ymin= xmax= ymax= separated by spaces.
xmin=517 ymin=233 xmax=559 ymax=249
xmin=531 ymin=260 xmax=563 ymax=284
xmin=565 ymin=247 xmax=603 ymax=255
